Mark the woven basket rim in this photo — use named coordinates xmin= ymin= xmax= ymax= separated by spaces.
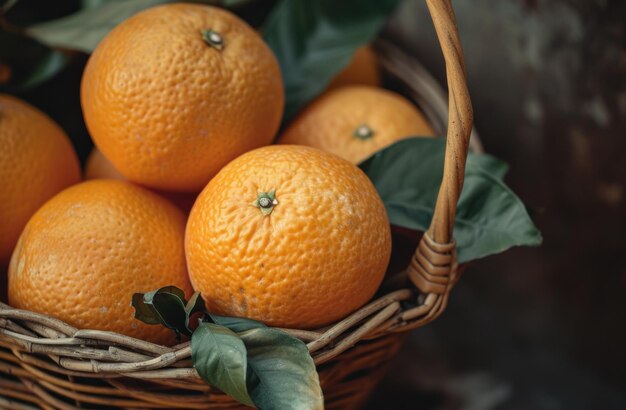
xmin=0 ymin=43 xmax=475 ymax=382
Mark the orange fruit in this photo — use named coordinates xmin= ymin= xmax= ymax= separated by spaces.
xmin=84 ymin=147 xmax=125 ymax=181
xmin=327 ymin=45 xmax=380 ymax=90
xmin=8 ymin=180 xmax=192 ymax=345
xmin=278 ymin=86 xmax=435 ymax=164
xmin=185 ymin=145 xmax=391 ymax=329
xmin=0 ymin=94 xmax=80 ymax=266
xmin=81 ymin=3 xmax=284 ymax=192
xmin=85 ymin=148 xmax=198 ymax=214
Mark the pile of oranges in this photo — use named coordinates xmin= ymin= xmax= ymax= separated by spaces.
xmin=1 ymin=4 xmax=434 ymax=344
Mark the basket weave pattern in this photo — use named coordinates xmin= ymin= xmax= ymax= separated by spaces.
xmin=0 ymin=1 xmax=472 ymax=408
xmin=0 ymin=325 xmax=405 ymax=409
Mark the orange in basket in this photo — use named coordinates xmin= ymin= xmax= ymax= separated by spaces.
xmin=279 ymin=86 xmax=435 ymax=164
xmin=186 ymin=145 xmax=392 ymax=329
xmin=8 ymin=180 xmax=193 ymax=345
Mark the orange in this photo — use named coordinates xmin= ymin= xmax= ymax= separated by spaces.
xmin=8 ymin=180 xmax=193 ymax=345
xmin=185 ymin=145 xmax=391 ymax=329
xmin=85 ymin=148 xmax=199 ymax=214
xmin=81 ymin=3 xmax=284 ymax=192
xmin=278 ymin=86 xmax=435 ymax=164
xmin=0 ymin=94 xmax=80 ymax=266
xmin=327 ymin=45 xmax=380 ymax=90
xmin=84 ymin=147 xmax=125 ymax=181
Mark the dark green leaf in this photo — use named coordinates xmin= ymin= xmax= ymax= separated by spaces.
xmin=262 ymin=0 xmax=402 ymax=120
xmin=192 ymin=322 xmax=254 ymax=407
xmin=359 ymin=138 xmax=542 ymax=262
xmin=193 ymin=315 xmax=323 ymax=409
xmin=471 ymin=153 xmax=509 ymax=179
xmin=27 ymin=0 xmax=169 ymax=52
xmin=241 ymin=327 xmax=323 ymax=410
xmin=185 ymin=292 xmax=206 ymax=318
xmin=131 ymin=293 xmax=161 ymax=325
xmin=151 ymin=295 xmax=186 ymax=328
xmin=25 ymin=0 xmax=264 ymax=53
xmin=210 ymin=313 xmax=266 ymax=333
xmin=455 ymin=160 xmax=542 ymax=261
xmin=0 ymin=28 xmax=69 ymax=90
xmin=145 ymin=285 xmax=186 ymax=301
xmin=145 ymin=292 xmax=188 ymax=337
xmin=220 ymin=0 xmax=258 ymax=7
xmin=81 ymin=0 xmax=108 ymax=8
xmin=132 ymin=286 xmax=198 ymax=337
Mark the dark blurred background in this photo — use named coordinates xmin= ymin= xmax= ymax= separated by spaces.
xmin=368 ymin=0 xmax=626 ymax=409
xmin=3 ymin=0 xmax=625 ymax=408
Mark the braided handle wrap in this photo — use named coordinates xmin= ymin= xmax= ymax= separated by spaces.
xmin=404 ymin=0 xmax=473 ymax=326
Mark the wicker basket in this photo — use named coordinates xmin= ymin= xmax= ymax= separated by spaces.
xmin=0 ymin=1 xmax=473 ymax=408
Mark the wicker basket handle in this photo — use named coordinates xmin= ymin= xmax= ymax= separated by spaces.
xmin=405 ymin=0 xmax=473 ymax=316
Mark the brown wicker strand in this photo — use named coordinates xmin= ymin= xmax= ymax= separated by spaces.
xmin=72 ymin=330 xmax=174 ymax=355
xmin=15 ymin=377 xmax=79 ymax=410
xmin=423 ymin=0 xmax=473 ymax=244
xmin=9 ymin=348 xmax=122 ymax=379
xmin=313 ymin=302 xmax=400 ymax=365
xmin=0 ymin=305 xmax=77 ymax=336
xmin=400 ymin=0 xmax=473 ymax=333
xmin=307 ymin=289 xmax=412 ymax=354
xmin=0 ymin=393 xmax=42 ymax=410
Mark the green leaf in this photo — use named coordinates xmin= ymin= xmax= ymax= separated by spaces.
xmin=143 ymin=290 xmax=187 ymax=337
xmin=81 ymin=0 xmax=109 ymax=8
xmin=26 ymin=0 xmax=170 ymax=52
xmin=359 ymin=138 xmax=542 ymax=262
xmin=24 ymin=0 xmax=265 ymax=53
xmin=193 ymin=315 xmax=323 ymax=409
xmin=132 ymin=286 xmax=198 ymax=338
xmin=0 ymin=28 xmax=69 ymax=90
xmin=241 ymin=327 xmax=323 ymax=410
xmin=471 ymin=153 xmax=509 ymax=179
xmin=220 ymin=0 xmax=258 ymax=7
xmin=185 ymin=292 xmax=206 ymax=318
xmin=210 ymin=313 xmax=266 ymax=333
xmin=130 ymin=293 xmax=162 ymax=325
xmin=147 ymin=285 xmax=186 ymax=301
xmin=262 ymin=0 xmax=402 ymax=120
xmin=192 ymin=322 xmax=254 ymax=407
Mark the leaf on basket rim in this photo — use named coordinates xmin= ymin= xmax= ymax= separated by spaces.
xmin=133 ymin=288 xmax=323 ymax=409
xmin=185 ymin=292 xmax=206 ymax=317
xmin=240 ymin=326 xmax=323 ymax=410
xmin=192 ymin=315 xmax=323 ymax=409
xmin=359 ymin=137 xmax=542 ymax=262
xmin=131 ymin=293 xmax=161 ymax=325
xmin=209 ymin=313 xmax=267 ymax=333
xmin=192 ymin=322 xmax=255 ymax=407
xmin=132 ymin=286 xmax=200 ymax=339
xmin=143 ymin=285 xmax=186 ymax=302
